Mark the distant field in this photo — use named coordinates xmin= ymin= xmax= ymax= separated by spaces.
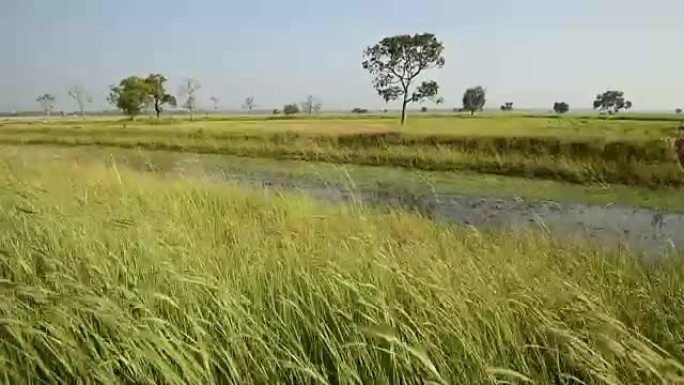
xmin=1 ymin=114 xmax=682 ymax=139
xmin=1 ymin=115 xmax=682 ymax=187
xmin=1 ymin=157 xmax=683 ymax=384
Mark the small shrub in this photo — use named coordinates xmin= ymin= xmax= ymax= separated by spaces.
xmin=283 ymin=104 xmax=300 ymax=115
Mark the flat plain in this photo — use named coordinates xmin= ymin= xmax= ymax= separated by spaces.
xmin=1 ymin=113 xmax=684 ymax=384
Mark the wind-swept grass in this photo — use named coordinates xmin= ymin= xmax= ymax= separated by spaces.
xmin=0 ymin=158 xmax=683 ymax=384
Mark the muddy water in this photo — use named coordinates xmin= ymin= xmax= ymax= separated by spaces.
xmin=8 ymin=145 xmax=684 ymax=257
xmin=205 ymin=170 xmax=683 ymax=257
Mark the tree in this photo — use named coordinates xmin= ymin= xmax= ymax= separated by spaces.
xmin=352 ymin=108 xmax=369 ymax=114
xmin=421 ymin=106 xmax=428 ymax=112
xmin=242 ymin=97 xmax=256 ymax=113
xmin=362 ymin=33 xmax=445 ymax=125
xmin=209 ymin=96 xmax=220 ymax=111
xmin=67 ymin=86 xmax=92 ymax=117
xmin=178 ymin=79 xmax=201 ymax=120
xmin=144 ymin=74 xmax=176 ymax=118
xmin=272 ymin=108 xmax=281 ymax=115
xmin=500 ymin=102 xmax=513 ymax=111
xmin=593 ymin=91 xmax=632 ymax=115
xmin=676 ymin=108 xmax=682 ymax=115
xmin=553 ymin=102 xmax=570 ymax=114
xmin=36 ymin=94 xmax=56 ymax=116
xmin=283 ymin=104 xmax=300 ymax=115
xmin=108 ymin=76 xmax=151 ymax=118
xmin=301 ymin=95 xmax=321 ymax=117
xmin=462 ymin=87 xmax=487 ymax=115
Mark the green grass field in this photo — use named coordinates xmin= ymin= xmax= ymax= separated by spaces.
xmin=1 ymin=115 xmax=683 ymax=188
xmin=1 ymin=157 xmax=683 ymax=384
xmin=5 ymin=144 xmax=684 ymax=212
xmin=1 ymin=114 xmax=682 ymax=138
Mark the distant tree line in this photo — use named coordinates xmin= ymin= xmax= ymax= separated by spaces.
xmin=29 ymin=32 xmax=650 ymax=122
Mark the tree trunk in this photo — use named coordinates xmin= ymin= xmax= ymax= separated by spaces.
xmin=400 ymin=97 xmax=409 ymax=125
xmin=470 ymin=110 xmax=474 ymax=116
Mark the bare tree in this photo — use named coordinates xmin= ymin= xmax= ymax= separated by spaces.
xmin=68 ymin=86 xmax=92 ymax=118
xmin=209 ymin=96 xmax=220 ymax=111
xmin=301 ymin=95 xmax=322 ymax=117
xmin=242 ymin=97 xmax=256 ymax=113
xmin=178 ymin=79 xmax=201 ymax=120
xmin=36 ymin=94 xmax=56 ymax=116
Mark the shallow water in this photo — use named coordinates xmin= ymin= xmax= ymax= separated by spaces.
xmin=7 ymin=145 xmax=684 ymax=257
xmin=209 ymin=169 xmax=683 ymax=257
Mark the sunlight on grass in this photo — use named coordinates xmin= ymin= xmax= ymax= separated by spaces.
xmin=0 ymin=158 xmax=682 ymax=384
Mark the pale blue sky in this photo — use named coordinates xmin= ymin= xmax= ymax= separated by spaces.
xmin=2 ymin=0 xmax=683 ymax=112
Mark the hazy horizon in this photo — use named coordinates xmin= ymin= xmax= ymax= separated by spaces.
xmin=3 ymin=0 xmax=684 ymax=113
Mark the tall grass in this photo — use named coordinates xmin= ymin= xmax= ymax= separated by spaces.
xmin=2 ymin=116 xmax=683 ymax=187
xmin=1 ymin=132 xmax=683 ymax=188
xmin=0 ymin=159 xmax=683 ymax=384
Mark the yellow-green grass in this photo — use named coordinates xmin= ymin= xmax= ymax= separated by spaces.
xmin=5 ymin=144 xmax=684 ymax=213
xmin=1 ymin=116 xmax=682 ymax=188
xmin=1 ymin=114 xmax=682 ymax=139
xmin=0 ymin=157 xmax=683 ymax=384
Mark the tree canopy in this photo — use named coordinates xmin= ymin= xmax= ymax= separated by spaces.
xmin=283 ymin=104 xmax=300 ymax=115
xmin=362 ymin=33 xmax=445 ymax=125
xmin=108 ymin=76 xmax=151 ymax=118
xmin=500 ymin=102 xmax=513 ymax=112
xmin=462 ymin=87 xmax=487 ymax=115
xmin=593 ymin=91 xmax=632 ymax=115
xmin=554 ymin=102 xmax=570 ymax=114
xmin=144 ymin=74 xmax=176 ymax=118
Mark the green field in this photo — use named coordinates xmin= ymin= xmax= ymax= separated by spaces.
xmin=5 ymin=144 xmax=684 ymax=212
xmin=1 ymin=157 xmax=683 ymax=384
xmin=1 ymin=115 xmax=683 ymax=188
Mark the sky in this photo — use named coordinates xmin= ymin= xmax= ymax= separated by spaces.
xmin=2 ymin=0 xmax=683 ymax=112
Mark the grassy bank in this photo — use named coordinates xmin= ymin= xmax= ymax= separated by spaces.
xmin=6 ymin=144 xmax=684 ymax=212
xmin=1 ymin=116 xmax=683 ymax=188
xmin=0 ymin=158 xmax=683 ymax=384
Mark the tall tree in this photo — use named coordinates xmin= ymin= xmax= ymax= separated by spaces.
xmin=242 ymin=97 xmax=256 ymax=113
xmin=178 ymin=79 xmax=201 ymax=120
xmin=362 ymin=33 xmax=445 ymax=125
xmin=553 ymin=102 xmax=570 ymax=114
xmin=462 ymin=87 xmax=487 ymax=115
xmin=593 ymin=91 xmax=632 ymax=115
xmin=68 ymin=86 xmax=92 ymax=118
xmin=108 ymin=76 xmax=151 ymax=119
xmin=209 ymin=96 xmax=220 ymax=111
xmin=500 ymin=102 xmax=513 ymax=111
xmin=144 ymin=74 xmax=176 ymax=119
xmin=301 ymin=95 xmax=321 ymax=117
xmin=36 ymin=94 xmax=56 ymax=116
